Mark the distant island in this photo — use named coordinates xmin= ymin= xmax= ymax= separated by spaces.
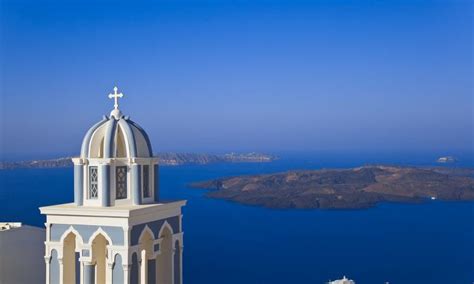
xmin=158 ymin=152 xmax=276 ymax=165
xmin=437 ymin=156 xmax=457 ymax=163
xmin=191 ymin=166 xmax=474 ymax=209
xmin=0 ymin=152 xmax=277 ymax=170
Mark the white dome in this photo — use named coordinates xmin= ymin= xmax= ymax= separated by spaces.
xmin=80 ymin=114 xmax=153 ymax=159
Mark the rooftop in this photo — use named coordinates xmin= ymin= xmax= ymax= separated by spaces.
xmin=0 ymin=222 xmax=22 ymax=231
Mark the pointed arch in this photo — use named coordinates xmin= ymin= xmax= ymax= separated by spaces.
xmin=138 ymin=225 xmax=155 ymax=260
xmin=59 ymin=226 xmax=85 ymax=246
xmin=157 ymin=221 xmax=173 ymax=284
xmin=88 ymin=119 xmax=115 ymax=158
xmin=138 ymin=225 xmax=156 ymax=283
xmin=158 ymin=220 xmax=174 ymax=238
xmin=62 ymin=232 xmax=80 ymax=284
xmin=90 ymin=232 xmax=111 ymax=284
xmin=88 ymin=227 xmax=114 ymax=246
xmin=138 ymin=225 xmax=155 ymax=242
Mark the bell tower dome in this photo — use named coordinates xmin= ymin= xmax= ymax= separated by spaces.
xmin=73 ymin=87 xmax=159 ymax=207
xmin=40 ymin=87 xmax=185 ymax=284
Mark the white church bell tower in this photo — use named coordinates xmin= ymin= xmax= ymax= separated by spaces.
xmin=40 ymin=87 xmax=186 ymax=284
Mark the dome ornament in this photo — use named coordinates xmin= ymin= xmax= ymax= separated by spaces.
xmin=108 ymin=86 xmax=124 ymax=119
xmin=108 ymin=86 xmax=124 ymax=110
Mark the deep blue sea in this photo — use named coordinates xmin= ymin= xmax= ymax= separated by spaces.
xmin=1 ymin=153 xmax=473 ymax=284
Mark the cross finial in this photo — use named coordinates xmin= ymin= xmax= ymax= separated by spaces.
xmin=108 ymin=86 xmax=123 ymax=110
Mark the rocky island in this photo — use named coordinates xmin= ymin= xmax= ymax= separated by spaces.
xmin=0 ymin=152 xmax=277 ymax=170
xmin=191 ymin=166 xmax=474 ymax=209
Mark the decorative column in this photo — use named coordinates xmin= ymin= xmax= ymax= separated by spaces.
xmin=100 ymin=164 xmax=111 ymax=207
xmin=58 ymin=258 xmax=64 ymax=284
xmin=131 ymin=163 xmax=141 ymax=205
xmin=44 ymin=256 xmax=51 ymax=284
xmin=123 ymin=264 xmax=131 ymax=284
xmin=154 ymin=164 xmax=160 ymax=202
xmin=140 ymin=249 xmax=148 ymax=284
xmin=45 ymin=223 xmax=51 ymax=242
xmin=83 ymin=262 xmax=96 ymax=284
xmin=107 ymin=262 xmax=114 ymax=284
xmin=73 ymin=161 xmax=84 ymax=206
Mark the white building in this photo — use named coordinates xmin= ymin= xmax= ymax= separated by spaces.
xmin=40 ymin=87 xmax=186 ymax=284
xmin=327 ymin=276 xmax=356 ymax=284
xmin=0 ymin=223 xmax=45 ymax=284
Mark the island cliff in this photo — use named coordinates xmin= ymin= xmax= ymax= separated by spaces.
xmin=191 ymin=166 xmax=474 ymax=209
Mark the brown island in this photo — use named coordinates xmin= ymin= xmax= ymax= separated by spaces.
xmin=190 ymin=166 xmax=474 ymax=209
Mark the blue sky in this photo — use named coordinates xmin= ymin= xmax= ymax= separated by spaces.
xmin=1 ymin=0 xmax=472 ymax=160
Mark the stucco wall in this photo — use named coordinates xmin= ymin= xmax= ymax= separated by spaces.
xmin=0 ymin=225 xmax=45 ymax=284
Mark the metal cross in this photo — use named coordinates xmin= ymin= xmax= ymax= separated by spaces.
xmin=108 ymin=86 xmax=123 ymax=110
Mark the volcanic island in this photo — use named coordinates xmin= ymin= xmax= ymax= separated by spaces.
xmin=190 ymin=166 xmax=474 ymax=209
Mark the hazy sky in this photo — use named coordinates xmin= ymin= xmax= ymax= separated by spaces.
xmin=1 ymin=0 xmax=472 ymax=160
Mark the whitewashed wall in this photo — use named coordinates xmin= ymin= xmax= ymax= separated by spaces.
xmin=0 ymin=225 xmax=45 ymax=284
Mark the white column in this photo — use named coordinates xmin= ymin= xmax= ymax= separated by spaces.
xmin=132 ymin=163 xmax=142 ymax=205
xmin=82 ymin=261 xmax=95 ymax=284
xmin=123 ymin=264 xmax=131 ymax=284
xmin=45 ymin=223 xmax=51 ymax=242
xmin=44 ymin=256 xmax=51 ymax=284
xmin=140 ymin=249 xmax=147 ymax=284
xmin=58 ymin=258 xmax=64 ymax=284
xmin=74 ymin=163 xmax=84 ymax=205
xmin=106 ymin=262 xmax=113 ymax=284
xmin=80 ymin=261 xmax=84 ymax=284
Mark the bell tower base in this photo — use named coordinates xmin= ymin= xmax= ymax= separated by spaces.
xmin=40 ymin=200 xmax=186 ymax=284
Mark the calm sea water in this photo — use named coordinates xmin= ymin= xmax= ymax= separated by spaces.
xmin=1 ymin=154 xmax=473 ymax=284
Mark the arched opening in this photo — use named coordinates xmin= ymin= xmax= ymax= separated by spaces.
xmin=63 ymin=232 xmax=79 ymax=284
xmin=50 ymin=249 xmax=59 ymax=284
xmin=156 ymin=226 xmax=173 ymax=284
xmin=138 ymin=228 xmax=155 ymax=284
xmin=91 ymin=233 xmax=110 ymax=284
xmin=131 ymin=253 xmax=139 ymax=284
xmin=112 ymin=254 xmax=124 ymax=284
xmin=98 ymin=137 xmax=105 ymax=158
xmin=116 ymin=126 xmax=127 ymax=157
